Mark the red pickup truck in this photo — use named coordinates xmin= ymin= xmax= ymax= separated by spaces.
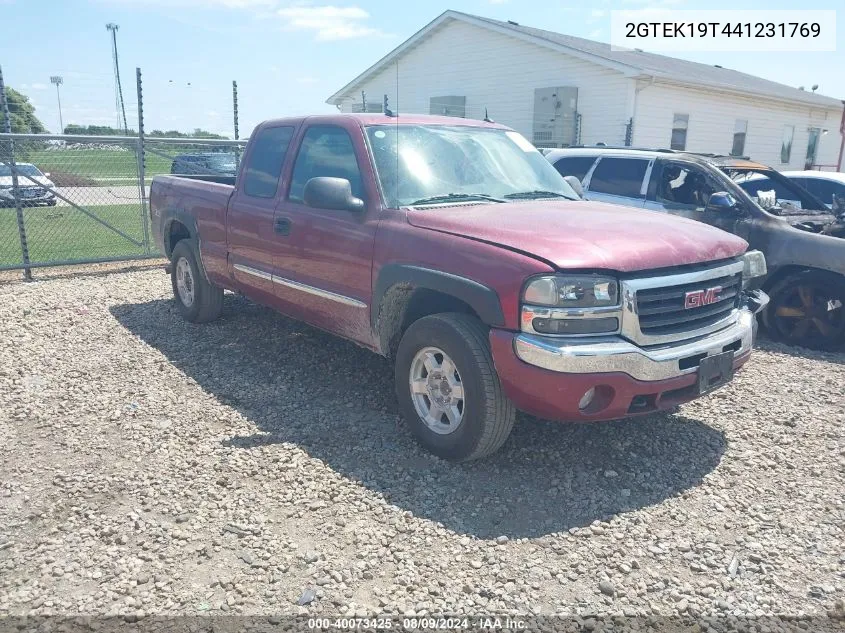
xmin=149 ymin=114 xmax=768 ymax=461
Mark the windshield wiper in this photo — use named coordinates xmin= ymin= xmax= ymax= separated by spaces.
xmin=503 ymin=190 xmax=576 ymax=201
xmin=408 ymin=193 xmax=506 ymax=206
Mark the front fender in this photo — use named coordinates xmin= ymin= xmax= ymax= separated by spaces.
xmin=372 ymin=264 xmax=505 ymax=332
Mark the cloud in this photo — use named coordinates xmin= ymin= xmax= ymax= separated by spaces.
xmin=488 ymin=0 xmax=509 ymax=4
xmin=30 ymin=82 xmax=49 ymax=90
xmin=101 ymin=0 xmax=277 ymax=6
xmin=589 ymin=28 xmax=603 ymax=38
xmin=591 ymin=9 xmax=607 ymax=18
xmin=276 ymin=5 xmax=385 ymax=40
xmin=296 ymin=76 xmax=319 ymax=84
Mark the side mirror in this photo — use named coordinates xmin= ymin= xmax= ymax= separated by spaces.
xmin=705 ymin=191 xmax=737 ymax=212
xmin=563 ymin=175 xmax=584 ymax=198
xmin=303 ymin=177 xmax=364 ymax=212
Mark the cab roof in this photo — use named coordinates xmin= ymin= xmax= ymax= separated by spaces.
xmin=255 ymin=113 xmax=510 ymax=131
xmin=547 ymin=146 xmax=774 ymax=171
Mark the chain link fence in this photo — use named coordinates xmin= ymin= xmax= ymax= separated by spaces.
xmin=0 ymin=133 xmax=245 ymax=275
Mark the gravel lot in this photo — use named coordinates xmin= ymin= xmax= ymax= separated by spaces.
xmin=1 ymin=268 xmax=843 ymax=627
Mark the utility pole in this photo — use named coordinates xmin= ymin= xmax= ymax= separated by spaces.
xmin=50 ymin=76 xmax=64 ymax=134
xmin=106 ymin=23 xmax=129 ymax=134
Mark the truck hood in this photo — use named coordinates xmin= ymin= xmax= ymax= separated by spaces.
xmin=405 ymin=200 xmax=748 ymax=272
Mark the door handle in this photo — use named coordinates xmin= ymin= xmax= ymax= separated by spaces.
xmin=274 ymin=217 xmax=291 ymax=235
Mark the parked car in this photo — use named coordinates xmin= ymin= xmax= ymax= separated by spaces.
xmin=547 ymin=147 xmax=845 ymax=350
xmin=170 ymin=153 xmax=238 ymax=178
xmin=0 ymin=162 xmax=56 ymax=207
xmin=777 ymin=170 xmax=845 ymax=212
xmin=150 ymin=115 xmax=767 ymax=461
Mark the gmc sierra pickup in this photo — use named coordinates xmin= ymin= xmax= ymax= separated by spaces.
xmin=150 ymin=114 xmax=768 ymax=461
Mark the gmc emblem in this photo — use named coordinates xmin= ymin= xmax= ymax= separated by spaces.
xmin=684 ymin=286 xmax=722 ymax=309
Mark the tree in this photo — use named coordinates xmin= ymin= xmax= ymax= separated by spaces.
xmin=0 ymin=87 xmax=47 ymax=134
xmin=63 ymin=123 xmax=136 ymax=136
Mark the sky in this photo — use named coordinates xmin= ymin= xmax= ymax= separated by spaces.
xmin=2 ymin=0 xmax=843 ymax=138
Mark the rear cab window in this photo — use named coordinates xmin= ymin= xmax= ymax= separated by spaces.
xmin=587 ymin=157 xmax=650 ymax=198
xmin=242 ymin=126 xmax=295 ymax=198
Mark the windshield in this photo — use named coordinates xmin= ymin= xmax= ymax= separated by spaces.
xmin=0 ymin=163 xmax=44 ymax=178
xmin=206 ymin=154 xmax=236 ymax=171
xmin=721 ymin=167 xmax=829 ymax=215
xmin=365 ymin=125 xmax=578 ymax=207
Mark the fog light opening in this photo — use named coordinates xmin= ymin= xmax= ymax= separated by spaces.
xmin=579 ymin=384 xmax=615 ymax=415
xmin=579 ymin=388 xmax=596 ymax=411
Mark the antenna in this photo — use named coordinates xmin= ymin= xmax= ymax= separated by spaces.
xmin=483 ymin=107 xmax=494 ymax=123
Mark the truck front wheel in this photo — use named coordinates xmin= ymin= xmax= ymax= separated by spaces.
xmin=394 ymin=313 xmax=516 ymax=461
xmin=170 ymin=239 xmax=223 ymax=323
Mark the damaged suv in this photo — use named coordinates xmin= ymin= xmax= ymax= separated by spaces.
xmin=548 ymin=148 xmax=845 ymax=350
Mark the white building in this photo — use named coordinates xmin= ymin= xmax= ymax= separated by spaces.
xmin=327 ymin=11 xmax=844 ymax=171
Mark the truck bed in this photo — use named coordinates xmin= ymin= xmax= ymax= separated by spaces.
xmin=149 ymin=175 xmax=235 ymax=261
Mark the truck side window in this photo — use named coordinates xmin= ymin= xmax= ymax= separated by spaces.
xmin=289 ymin=126 xmax=363 ymax=203
xmin=588 ymin=158 xmax=649 ymax=198
xmin=656 ymin=163 xmax=716 ymax=209
xmin=242 ymin=126 xmax=295 ymax=198
xmin=552 ymin=156 xmax=597 ymax=182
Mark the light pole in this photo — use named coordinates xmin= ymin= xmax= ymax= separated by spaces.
xmin=50 ymin=75 xmax=63 ymax=134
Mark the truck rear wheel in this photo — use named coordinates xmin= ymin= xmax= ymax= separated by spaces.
xmin=170 ymin=239 xmax=223 ymax=323
xmin=763 ymin=270 xmax=845 ymax=350
xmin=394 ymin=313 xmax=515 ymax=461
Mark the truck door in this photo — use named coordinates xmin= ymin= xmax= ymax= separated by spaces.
xmin=645 ymin=159 xmax=747 ymax=238
xmin=227 ymin=125 xmax=296 ymax=301
xmin=272 ymin=121 xmax=379 ymax=348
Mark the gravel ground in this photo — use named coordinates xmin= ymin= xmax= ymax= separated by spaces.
xmin=0 ymin=268 xmax=843 ymax=627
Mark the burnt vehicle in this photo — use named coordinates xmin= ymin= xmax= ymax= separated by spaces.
xmin=719 ymin=158 xmax=845 ymax=238
xmin=547 ymin=148 xmax=845 ymax=350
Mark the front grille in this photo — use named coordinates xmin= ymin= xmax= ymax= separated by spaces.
xmin=636 ymin=272 xmax=741 ymax=337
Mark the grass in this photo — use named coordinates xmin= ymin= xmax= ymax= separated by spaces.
xmin=0 ymin=203 xmax=159 ymax=267
xmin=21 ymin=149 xmax=174 ymax=186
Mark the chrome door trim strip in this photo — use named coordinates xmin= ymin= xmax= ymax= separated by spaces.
xmin=273 ymin=275 xmax=367 ymax=309
xmin=233 ymin=263 xmax=273 ymax=282
xmin=233 ymin=263 xmax=366 ymax=309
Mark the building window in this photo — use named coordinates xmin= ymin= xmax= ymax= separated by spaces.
xmin=805 ymin=127 xmax=821 ymax=168
xmin=670 ymin=113 xmax=689 ymax=151
xmin=429 ymin=96 xmax=466 ymax=118
xmin=781 ymin=125 xmax=795 ymax=164
xmin=731 ymin=119 xmax=748 ymax=157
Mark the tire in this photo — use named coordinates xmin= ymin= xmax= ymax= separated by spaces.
xmin=170 ymin=239 xmax=223 ymax=323
xmin=46 ymin=199 xmax=57 ymax=207
xmin=394 ymin=312 xmax=516 ymax=462
xmin=762 ymin=270 xmax=845 ymax=350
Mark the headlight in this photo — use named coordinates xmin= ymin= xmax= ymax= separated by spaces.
xmin=522 ymin=275 xmax=621 ymax=336
xmin=742 ymin=250 xmax=767 ymax=282
xmin=523 ymin=275 xmax=619 ymax=308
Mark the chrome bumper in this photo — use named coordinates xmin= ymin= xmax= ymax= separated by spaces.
xmin=514 ymin=291 xmax=768 ymax=382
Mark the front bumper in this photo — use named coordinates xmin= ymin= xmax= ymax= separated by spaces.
xmin=489 ymin=290 xmax=768 ymax=422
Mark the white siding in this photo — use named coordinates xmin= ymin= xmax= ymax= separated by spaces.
xmin=633 ymin=82 xmax=842 ymax=170
xmin=336 ymin=19 xmax=633 ymax=146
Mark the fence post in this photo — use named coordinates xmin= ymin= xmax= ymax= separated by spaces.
xmin=0 ymin=65 xmax=32 ymax=280
xmin=136 ymin=67 xmax=150 ymax=254
xmin=232 ymin=80 xmax=240 ymax=166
